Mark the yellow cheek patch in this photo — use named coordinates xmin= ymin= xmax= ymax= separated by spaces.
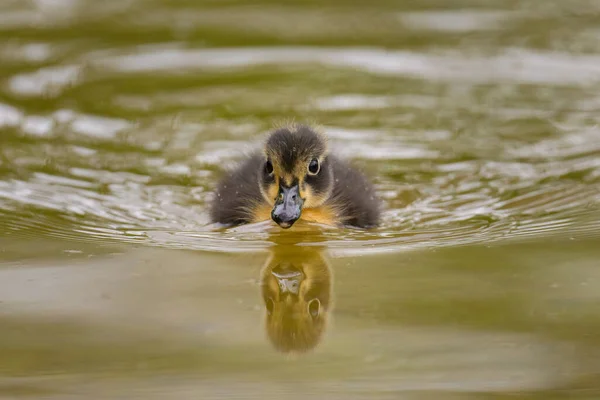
xmin=301 ymin=184 xmax=313 ymax=207
xmin=298 ymin=178 xmax=307 ymax=199
xmin=301 ymin=184 xmax=330 ymax=209
xmin=259 ymin=179 xmax=279 ymax=208
xmin=251 ymin=202 xmax=340 ymax=227
xmin=300 ymin=206 xmax=338 ymax=226
xmin=266 ymin=182 xmax=279 ymax=202
xmin=251 ymin=203 xmax=273 ymax=223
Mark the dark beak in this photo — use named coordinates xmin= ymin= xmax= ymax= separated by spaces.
xmin=271 ymin=184 xmax=303 ymax=228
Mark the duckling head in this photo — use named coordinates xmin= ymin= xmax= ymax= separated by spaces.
xmin=259 ymin=125 xmax=332 ymax=229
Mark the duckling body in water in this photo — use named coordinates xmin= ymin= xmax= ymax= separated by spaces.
xmin=210 ymin=124 xmax=380 ymax=229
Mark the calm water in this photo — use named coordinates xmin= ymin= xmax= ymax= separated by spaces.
xmin=1 ymin=0 xmax=600 ymax=398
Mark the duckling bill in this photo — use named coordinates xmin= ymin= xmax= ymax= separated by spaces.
xmin=209 ymin=124 xmax=380 ymax=229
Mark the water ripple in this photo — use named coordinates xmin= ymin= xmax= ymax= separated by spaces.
xmin=2 ymin=1 xmax=600 ymax=255
xmin=90 ymin=46 xmax=600 ymax=86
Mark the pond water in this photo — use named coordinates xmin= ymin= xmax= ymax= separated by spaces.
xmin=1 ymin=0 xmax=600 ymax=398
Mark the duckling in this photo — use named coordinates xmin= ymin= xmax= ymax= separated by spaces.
xmin=210 ymin=124 xmax=380 ymax=229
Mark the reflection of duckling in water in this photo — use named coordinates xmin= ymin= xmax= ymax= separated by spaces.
xmin=260 ymin=245 xmax=332 ymax=353
xmin=210 ymin=124 xmax=380 ymax=229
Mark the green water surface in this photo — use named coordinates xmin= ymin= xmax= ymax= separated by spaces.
xmin=1 ymin=0 xmax=600 ymax=398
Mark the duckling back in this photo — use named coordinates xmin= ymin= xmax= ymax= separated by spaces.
xmin=209 ymin=154 xmax=265 ymax=225
xmin=327 ymin=156 xmax=381 ymax=228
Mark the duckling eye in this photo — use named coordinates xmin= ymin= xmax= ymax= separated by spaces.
xmin=308 ymin=159 xmax=320 ymax=175
xmin=264 ymin=160 xmax=274 ymax=175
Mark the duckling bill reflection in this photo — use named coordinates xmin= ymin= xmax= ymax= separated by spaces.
xmin=210 ymin=124 xmax=380 ymax=229
xmin=260 ymin=247 xmax=332 ymax=353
